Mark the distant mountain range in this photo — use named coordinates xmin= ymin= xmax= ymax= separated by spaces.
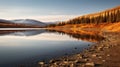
xmin=0 ymin=19 xmax=48 ymax=28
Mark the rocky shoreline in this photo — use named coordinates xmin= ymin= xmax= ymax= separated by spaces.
xmin=38 ymin=32 xmax=120 ymax=67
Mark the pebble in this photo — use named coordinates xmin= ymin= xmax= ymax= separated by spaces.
xmin=92 ymin=54 xmax=97 ymax=57
xmin=85 ymin=62 xmax=94 ymax=66
xmin=107 ymin=54 xmax=110 ymax=57
xmin=70 ymin=63 xmax=74 ymax=67
xmin=102 ymin=60 xmax=106 ymax=62
xmin=76 ymin=59 xmax=87 ymax=63
xmin=38 ymin=62 xmax=44 ymax=65
xmin=98 ymin=56 xmax=102 ymax=59
xmin=74 ymin=47 xmax=77 ymax=49
xmin=95 ymin=62 xmax=103 ymax=66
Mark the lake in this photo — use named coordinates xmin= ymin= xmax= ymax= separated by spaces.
xmin=0 ymin=28 xmax=99 ymax=67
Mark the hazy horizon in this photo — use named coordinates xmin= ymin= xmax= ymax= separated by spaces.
xmin=0 ymin=0 xmax=120 ymax=22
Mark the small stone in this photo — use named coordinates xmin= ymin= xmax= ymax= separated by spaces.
xmin=88 ymin=44 xmax=90 ymax=46
xmin=70 ymin=63 xmax=74 ymax=67
xmin=92 ymin=54 xmax=97 ymax=57
xmin=50 ymin=60 xmax=54 ymax=63
xmin=105 ymin=47 xmax=109 ymax=49
xmin=63 ymin=61 xmax=68 ymax=64
xmin=82 ymin=55 xmax=88 ymax=58
xmin=74 ymin=47 xmax=77 ymax=49
xmin=95 ymin=62 xmax=103 ymax=66
xmin=74 ymin=60 xmax=78 ymax=63
xmin=85 ymin=62 xmax=94 ymax=66
xmin=77 ymin=54 xmax=82 ymax=59
xmin=79 ymin=56 xmax=82 ymax=59
xmin=98 ymin=56 xmax=102 ymax=59
xmin=84 ymin=59 xmax=87 ymax=61
xmin=107 ymin=54 xmax=110 ymax=57
xmin=54 ymin=62 xmax=57 ymax=65
xmin=102 ymin=60 xmax=106 ymax=62
xmin=38 ymin=62 xmax=44 ymax=65
xmin=76 ymin=59 xmax=87 ymax=63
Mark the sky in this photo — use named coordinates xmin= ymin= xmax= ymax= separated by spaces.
xmin=0 ymin=0 xmax=120 ymax=22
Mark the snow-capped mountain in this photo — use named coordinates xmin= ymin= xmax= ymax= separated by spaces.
xmin=12 ymin=19 xmax=46 ymax=26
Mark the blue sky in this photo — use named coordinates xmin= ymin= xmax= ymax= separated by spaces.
xmin=0 ymin=0 xmax=120 ymax=22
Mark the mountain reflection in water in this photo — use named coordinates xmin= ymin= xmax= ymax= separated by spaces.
xmin=0 ymin=29 xmax=105 ymax=42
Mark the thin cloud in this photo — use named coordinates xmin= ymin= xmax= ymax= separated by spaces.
xmin=4 ymin=15 xmax=80 ymax=22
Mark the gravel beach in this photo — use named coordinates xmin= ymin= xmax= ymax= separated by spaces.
xmin=38 ymin=32 xmax=120 ymax=67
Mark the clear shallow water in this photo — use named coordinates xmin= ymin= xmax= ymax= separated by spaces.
xmin=0 ymin=29 xmax=94 ymax=67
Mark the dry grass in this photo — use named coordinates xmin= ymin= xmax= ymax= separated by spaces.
xmin=49 ymin=22 xmax=120 ymax=32
xmin=103 ymin=22 xmax=120 ymax=32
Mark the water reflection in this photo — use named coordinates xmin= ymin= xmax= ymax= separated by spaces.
xmin=47 ymin=29 xmax=105 ymax=42
xmin=0 ymin=29 xmax=104 ymax=42
xmin=0 ymin=29 xmax=45 ymax=36
xmin=0 ymin=29 xmax=105 ymax=67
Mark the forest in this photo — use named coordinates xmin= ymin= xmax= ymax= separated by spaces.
xmin=48 ymin=6 xmax=120 ymax=27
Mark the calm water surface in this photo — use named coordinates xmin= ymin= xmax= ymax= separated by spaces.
xmin=0 ymin=29 xmax=94 ymax=67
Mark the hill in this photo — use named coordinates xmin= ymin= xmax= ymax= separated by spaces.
xmin=48 ymin=6 xmax=120 ymax=32
xmin=64 ymin=6 xmax=120 ymax=24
